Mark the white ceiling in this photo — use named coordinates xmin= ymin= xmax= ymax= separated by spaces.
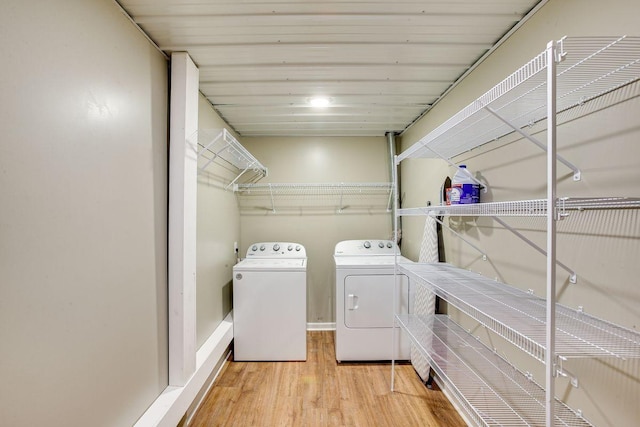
xmin=117 ymin=0 xmax=544 ymax=137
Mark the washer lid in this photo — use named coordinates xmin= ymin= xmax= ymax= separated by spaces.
xmin=234 ymin=258 xmax=307 ymax=271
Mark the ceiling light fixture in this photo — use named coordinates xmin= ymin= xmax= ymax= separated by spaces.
xmin=309 ymin=96 xmax=331 ymax=108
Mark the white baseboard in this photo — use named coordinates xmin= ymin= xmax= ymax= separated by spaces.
xmin=183 ymin=347 xmax=230 ymax=426
xmin=134 ymin=312 xmax=233 ymax=427
xmin=433 ymin=375 xmax=476 ymax=427
xmin=307 ymin=322 xmax=336 ymax=331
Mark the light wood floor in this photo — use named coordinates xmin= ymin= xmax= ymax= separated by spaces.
xmin=190 ymin=331 xmax=466 ymax=427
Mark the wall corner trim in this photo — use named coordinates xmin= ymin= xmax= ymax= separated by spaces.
xmin=168 ymin=51 xmax=199 ymax=386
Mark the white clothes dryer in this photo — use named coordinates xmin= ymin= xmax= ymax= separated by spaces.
xmin=334 ymin=240 xmax=412 ymax=362
xmin=233 ymin=242 xmax=307 ymax=361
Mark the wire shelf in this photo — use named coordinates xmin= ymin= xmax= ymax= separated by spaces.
xmin=396 ymin=314 xmax=593 ymax=427
xmin=397 ymin=36 xmax=640 ymax=162
xmin=398 ymin=197 xmax=640 ymax=217
xmin=191 ymin=129 xmax=267 ymax=187
xmin=235 ymin=182 xmax=393 ymax=196
xmin=235 ymin=182 xmax=394 ymax=213
xmin=398 ymin=263 xmax=640 ymax=361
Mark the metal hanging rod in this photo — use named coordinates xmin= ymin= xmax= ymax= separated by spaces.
xmin=235 ymin=182 xmax=393 ymax=194
xmin=235 ymin=182 xmax=394 ymax=214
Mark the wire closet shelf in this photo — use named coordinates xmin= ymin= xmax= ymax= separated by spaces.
xmin=391 ymin=35 xmax=640 ymax=427
xmin=192 ymin=129 xmax=267 ymax=188
xmin=398 ymin=314 xmax=593 ymax=427
xmin=235 ymin=182 xmax=393 ymax=196
xmin=398 ymin=263 xmax=640 ymax=362
xmin=399 ymin=197 xmax=640 ymax=217
xmin=397 ymin=36 xmax=640 ymax=163
xmin=234 ymin=182 xmax=394 ymax=213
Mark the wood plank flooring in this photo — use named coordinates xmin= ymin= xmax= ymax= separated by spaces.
xmin=190 ymin=331 xmax=466 ymax=427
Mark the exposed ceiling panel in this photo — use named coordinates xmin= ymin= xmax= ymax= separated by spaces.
xmin=118 ymin=0 xmax=545 ymax=136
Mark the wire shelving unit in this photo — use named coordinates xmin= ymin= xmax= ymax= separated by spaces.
xmin=391 ymin=36 xmax=640 ymax=427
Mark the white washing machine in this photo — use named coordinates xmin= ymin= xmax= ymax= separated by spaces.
xmin=233 ymin=242 xmax=307 ymax=361
xmin=334 ymin=240 xmax=412 ymax=362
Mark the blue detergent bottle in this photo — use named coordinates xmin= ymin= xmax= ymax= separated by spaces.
xmin=450 ymin=165 xmax=480 ymax=204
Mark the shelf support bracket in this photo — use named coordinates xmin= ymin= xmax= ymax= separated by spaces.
xmin=484 ymin=107 xmax=581 ymax=181
xmin=225 ymin=164 xmax=253 ymax=191
xmin=432 ymin=216 xmax=488 ymax=261
xmin=338 ymin=182 xmax=345 ymax=213
xmin=492 ymin=217 xmax=577 ymax=283
xmin=387 ymin=187 xmax=394 ymax=213
xmin=268 ymin=183 xmax=276 ymax=214
xmin=556 ymin=357 xmax=580 ymax=388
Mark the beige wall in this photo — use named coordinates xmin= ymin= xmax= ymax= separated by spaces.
xmin=240 ymin=136 xmax=393 ymax=324
xmin=399 ymin=0 xmax=640 ymax=426
xmin=0 ymin=1 xmax=169 ymax=426
xmin=196 ymin=95 xmax=239 ymax=347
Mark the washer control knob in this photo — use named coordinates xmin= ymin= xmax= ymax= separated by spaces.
xmin=387 ymin=242 xmax=393 ymax=248
xmin=295 ymin=245 xmax=301 ymax=251
xmin=288 ymin=245 xmax=293 ymax=251
xmin=259 ymin=245 xmax=266 ymax=251
xmin=251 ymin=245 xmax=258 ymax=252
xmin=378 ymin=241 xmax=384 ymax=248
xmin=273 ymin=243 xmax=280 ymax=251
xmin=363 ymin=241 xmax=371 ymax=249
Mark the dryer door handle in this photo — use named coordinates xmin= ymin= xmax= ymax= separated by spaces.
xmin=347 ymin=294 xmax=359 ymax=310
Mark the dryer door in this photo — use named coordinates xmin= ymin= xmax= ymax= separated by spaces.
xmin=344 ymin=274 xmax=408 ymax=328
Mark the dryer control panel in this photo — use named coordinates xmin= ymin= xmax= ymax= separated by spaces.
xmin=334 ymin=239 xmax=398 ymax=256
xmin=246 ymin=242 xmax=306 ymax=258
